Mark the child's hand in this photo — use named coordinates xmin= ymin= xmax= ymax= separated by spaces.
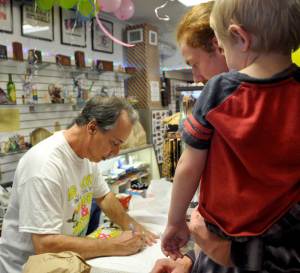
xmin=161 ymin=222 xmax=190 ymax=260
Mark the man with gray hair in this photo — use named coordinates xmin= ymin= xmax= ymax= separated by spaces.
xmin=0 ymin=96 xmax=157 ymax=273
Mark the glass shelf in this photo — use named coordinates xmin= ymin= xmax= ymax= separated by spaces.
xmin=106 ymin=171 xmax=149 ymax=186
xmin=0 ymin=103 xmax=82 ymax=112
xmin=0 ymin=149 xmax=28 ymax=157
xmin=0 ymin=58 xmax=134 ymax=80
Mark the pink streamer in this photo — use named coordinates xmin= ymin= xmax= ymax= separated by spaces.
xmin=95 ymin=13 xmax=135 ymax=48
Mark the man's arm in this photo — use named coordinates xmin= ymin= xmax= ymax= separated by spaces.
xmin=189 ymin=209 xmax=233 ymax=267
xmin=96 ymin=192 xmax=158 ymax=245
xmin=32 ymin=230 xmax=144 ymax=259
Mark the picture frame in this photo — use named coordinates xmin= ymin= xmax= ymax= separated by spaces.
xmin=21 ymin=4 xmax=54 ymax=41
xmin=0 ymin=0 xmax=13 ymax=33
xmin=60 ymin=8 xmax=86 ymax=48
xmin=92 ymin=17 xmax=113 ymax=54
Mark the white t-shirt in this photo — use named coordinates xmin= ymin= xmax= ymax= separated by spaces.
xmin=0 ymin=131 xmax=110 ymax=273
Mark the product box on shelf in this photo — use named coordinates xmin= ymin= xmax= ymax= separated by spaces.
xmin=74 ymin=51 xmax=85 ymax=68
xmin=0 ymin=44 xmax=7 ymax=60
xmin=28 ymin=49 xmax=42 ymax=64
xmin=12 ymin=42 xmax=24 ymax=61
xmin=56 ymin=54 xmax=71 ymax=66
xmin=95 ymin=60 xmax=114 ymax=71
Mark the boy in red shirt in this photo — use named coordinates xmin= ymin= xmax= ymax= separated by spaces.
xmin=162 ymin=0 xmax=300 ymax=271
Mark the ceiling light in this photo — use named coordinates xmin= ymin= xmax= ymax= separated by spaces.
xmin=177 ymin=0 xmax=213 ymax=7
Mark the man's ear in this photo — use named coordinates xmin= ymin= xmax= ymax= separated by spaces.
xmin=228 ymin=24 xmax=251 ymax=52
xmin=212 ymin=36 xmax=224 ymax=56
xmin=87 ymin=121 xmax=97 ymax=135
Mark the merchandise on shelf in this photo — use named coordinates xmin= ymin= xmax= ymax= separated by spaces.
xmin=0 ymin=135 xmax=30 ymax=155
xmin=74 ymin=51 xmax=85 ymax=68
xmin=0 ymin=88 xmax=9 ymax=104
xmin=31 ymin=84 xmax=38 ymax=104
xmin=12 ymin=42 xmax=23 ymax=61
xmin=0 ymin=44 xmax=8 ymax=60
xmin=95 ymin=60 xmax=114 ymax=72
xmin=48 ymin=84 xmax=63 ymax=103
xmin=28 ymin=49 xmax=42 ymax=65
xmin=7 ymin=74 xmax=16 ymax=104
xmin=56 ymin=54 xmax=71 ymax=66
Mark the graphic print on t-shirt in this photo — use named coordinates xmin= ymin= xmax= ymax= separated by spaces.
xmin=67 ymin=174 xmax=94 ymax=236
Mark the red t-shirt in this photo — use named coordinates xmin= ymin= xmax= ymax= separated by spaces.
xmin=182 ymin=65 xmax=300 ymax=236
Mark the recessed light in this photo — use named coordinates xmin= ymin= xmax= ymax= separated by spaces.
xmin=177 ymin=0 xmax=213 ymax=7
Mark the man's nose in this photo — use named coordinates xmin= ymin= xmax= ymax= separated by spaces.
xmin=192 ymin=69 xmax=204 ymax=83
xmin=111 ymin=145 xmax=120 ymax=156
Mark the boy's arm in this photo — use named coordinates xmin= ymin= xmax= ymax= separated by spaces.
xmin=168 ymin=145 xmax=207 ymax=225
xmin=162 ymin=145 xmax=207 ymax=258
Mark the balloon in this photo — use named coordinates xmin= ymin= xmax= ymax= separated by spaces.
xmin=98 ymin=0 xmax=122 ymax=13
xmin=114 ymin=0 xmax=135 ymax=21
xmin=292 ymin=48 xmax=300 ymax=66
xmin=78 ymin=0 xmax=94 ymax=17
xmin=95 ymin=13 xmax=134 ymax=48
xmin=36 ymin=0 xmax=54 ymax=11
xmin=59 ymin=0 xmax=78 ymax=9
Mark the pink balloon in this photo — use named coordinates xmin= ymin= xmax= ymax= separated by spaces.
xmin=98 ymin=0 xmax=122 ymax=13
xmin=114 ymin=0 xmax=135 ymax=21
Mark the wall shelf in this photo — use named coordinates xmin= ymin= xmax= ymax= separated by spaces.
xmin=0 ymin=58 xmax=134 ymax=80
xmin=0 ymin=150 xmax=28 ymax=158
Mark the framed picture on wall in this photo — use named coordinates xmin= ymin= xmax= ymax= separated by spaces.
xmin=60 ymin=8 xmax=86 ymax=47
xmin=92 ymin=17 xmax=113 ymax=54
xmin=21 ymin=4 xmax=54 ymax=41
xmin=0 ymin=0 xmax=13 ymax=33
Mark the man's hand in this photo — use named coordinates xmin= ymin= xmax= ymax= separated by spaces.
xmin=161 ymin=222 xmax=190 ymax=260
xmin=132 ymin=222 xmax=158 ymax=246
xmin=188 ymin=209 xmax=233 ymax=267
xmin=150 ymin=256 xmax=193 ymax=273
xmin=98 ymin=193 xmax=158 ymax=247
xmin=108 ymin=230 xmax=145 ymax=256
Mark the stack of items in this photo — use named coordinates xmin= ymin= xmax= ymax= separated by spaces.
xmin=161 ymin=113 xmax=182 ymax=179
xmin=103 ymin=159 xmax=149 ymax=195
xmin=162 ymin=132 xmax=182 ymax=180
xmin=0 ymin=185 xmax=11 ymax=235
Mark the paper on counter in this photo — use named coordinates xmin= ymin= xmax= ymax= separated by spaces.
xmin=88 ymin=239 xmax=165 ymax=273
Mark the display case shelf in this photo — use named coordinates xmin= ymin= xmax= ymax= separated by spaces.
xmin=176 ymin=85 xmax=204 ymax=92
xmin=107 ymin=171 xmax=149 ymax=187
xmin=99 ymin=144 xmax=160 ymax=194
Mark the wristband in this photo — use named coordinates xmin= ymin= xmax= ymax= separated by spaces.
xmin=184 ymin=249 xmax=196 ymax=265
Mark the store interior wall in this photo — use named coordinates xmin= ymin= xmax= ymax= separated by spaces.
xmin=1 ymin=4 xmax=126 ymax=65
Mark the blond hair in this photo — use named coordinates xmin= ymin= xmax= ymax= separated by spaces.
xmin=210 ymin=0 xmax=300 ymax=54
xmin=177 ymin=1 xmax=215 ymax=52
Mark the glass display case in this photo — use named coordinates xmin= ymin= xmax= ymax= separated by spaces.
xmin=98 ymin=144 xmax=160 ymax=194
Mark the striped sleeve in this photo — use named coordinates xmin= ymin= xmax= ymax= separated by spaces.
xmin=182 ymin=114 xmax=213 ymax=149
xmin=181 ymin=73 xmax=240 ymax=149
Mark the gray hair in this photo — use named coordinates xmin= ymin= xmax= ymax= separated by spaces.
xmin=74 ymin=96 xmax=138 ymax=131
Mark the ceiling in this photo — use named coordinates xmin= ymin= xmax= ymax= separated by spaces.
xmin=130 ymin=0 xmax=189 ymax=33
